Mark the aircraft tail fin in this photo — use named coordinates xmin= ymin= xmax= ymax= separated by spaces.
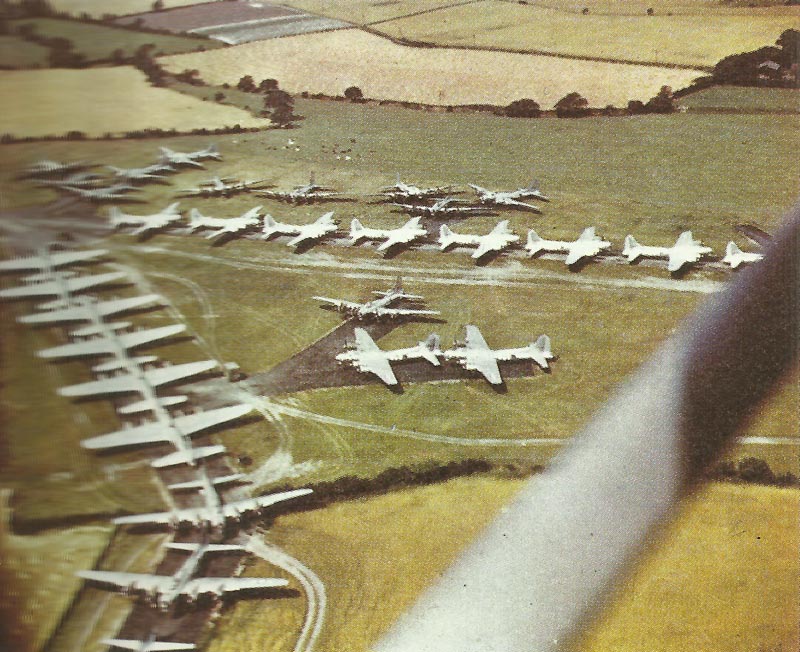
xmin=526 ymin=229 xmax=543 ymax=254
xmin=165 ymin=201 xmax=181 ymax=214
xmin=263 ymin=214 xmax=277 ymax=230
xmin=726 ymin=241 xmax=742 ymax=257
xmin=675 ymin=230 xmax=696 ymax=247
xmin=440 ymin=224 xmax=453 ymax=238
xmin=577 ymin=226 xmax=596 ymax=241
xmin=622 ymin=234 xmax=639 ymax=258
xmin=188 ymin=208 xmax=207 ymax=230
xmin=491 ymin=220 xmax=511 ymax=235
xmin=420 ymin=333 xmax=442 ymax=365
xmin=349 ymin=218 xmax=365 ymax=241
xmin=534 ymin=334 xmax=552 ymax=357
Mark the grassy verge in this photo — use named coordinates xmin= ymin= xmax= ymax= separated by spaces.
xmin=679 ymin=85 xmax=800 ymax=113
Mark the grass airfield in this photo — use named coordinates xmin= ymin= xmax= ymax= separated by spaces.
xmin=0 ymin=86 xmax=798 ymax=651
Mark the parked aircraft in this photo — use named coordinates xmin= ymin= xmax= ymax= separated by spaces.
xmin=109 ymin=202 xmax=183 ymax=236
xmin=17 ymin=294 xmax=162 ymax=325
xmin=443 ymin=325 xmax=553 ymax=385
xmin=392 ymin=197 xmax=496 ymax=218
xmin=101 ymin=634 xmax=195 ymax=651
xmin=107 ymin=163 xmax=174 ymax=183
xmin=159 ymin=144 xmax=221 ymax=167
xmin=0 ymin=270 xmax=127 ymax=301
xmin=349 ymin=216 xmax=427 ymax=251
xmin=525 ymin=227 xmax=611 ymax=265
xmin=0 ymin=247 xmax=108 ymax=273
xmin=178 ymin=176 xmax=269 ymax=198
xmin=622 ymin=231 xmax=713 ymax=273
xmin=59 ymin=183 xmax=140 ymax=202
xmin=313 ymin=277 xmax=439 ymax=320
xmin=58 ymin=359 xmax=218 ymax=401
xmin=438 ymin=220 xmax=520 ymax=259
xmin=114 ymin=470 xmax=312 ymax=529
xmin=36 ymin=171 xmax=105 ymax=189
xmin=261 ymin=211 xmax=338 ymax=247
xmin=77 ymin=539 xmax=285 ymax=611
xmin=187 ymin=206 xmax=262 ymax=239
xmin=256 ymin=174 xmax=341 ymax=204
xmin=21 ymin=159 xmax=89 ymax=178
xmin=336 ymin=327 xmax=441 ymax=386
xmin=374 ymin=175 xmax=457 ymax=202
xmin=722 ymin=241 xmax=764 ymax=269
xmin=80 ymin=403 xmax=253 ymax=467
xmin=468 ymin=181 xmax=549 ymax=211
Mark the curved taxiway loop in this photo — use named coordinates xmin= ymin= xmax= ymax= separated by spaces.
xmin=246 ymin=534 xmax=327 ymax=652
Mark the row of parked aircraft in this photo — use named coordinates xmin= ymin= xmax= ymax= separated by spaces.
xmin=336 ymin=325 xmax=553 ymax=387
xmin=0 ymin=245 xmax=313 ymax=646
xmin=109 ymin=202 xmax=763 ymax=272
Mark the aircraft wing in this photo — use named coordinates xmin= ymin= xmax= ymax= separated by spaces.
xmin=377 ymin=232 xmax=415 ymax=251
xmin=181 ymin=576 xmax=288 ymax=599
xmin=360 ymin=355 xmax=398 ymax=385
xmin=38 ymin=324 xmax=185 ymax=359
xmin=374 ymin=307 xmax=440 ymax=317
xmin=18 ymin=294 xmax=162 ymax=325
xmin=464 ymin=325 xmax=490 ymax=350
xmin=667 ymin=249 xmax=697 ymax=272
xmin=467 ymin=355 xmax=503 ymax=385
xmin=0 ymin=271 xmax=127 ymax=299
xmin=102 ymin=640 xmax=196 ymax=651
xmin=60 ymin=360 xmax=216 ymax=397
xmin=0 ymin=248 xmax=108 ymax=271
xmin=565 ymin=243 xmax=601 ymax=266
xmin=498 ymin=198 xmax=542 ymax=213
xmin=222 ymin=488 xmax=313 ymax=519
xmin=313 ymin=296 xmax=362 ymax=312
xmin=472 ymin=238 xmax=500 ymax=259
xmin=113 ymin=509 xmax=181 ymax=526
xmin=77 ymin=570 xmax=169 ymax=595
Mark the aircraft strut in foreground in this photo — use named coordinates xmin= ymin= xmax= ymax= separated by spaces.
xmin=525 ymin=227 xmax=611 ymax=266
xmin=622 ymin=230 xmax=712 ymax=273
xmin=443 ymin=325 xmax=553 ymax=385
xmin=313 ymin=277 xmax=439 ymax=320
xmin=336 ymin=327 xmax=441 ymax=386
xmin=101 ymin=633 xmax=195 ymax=651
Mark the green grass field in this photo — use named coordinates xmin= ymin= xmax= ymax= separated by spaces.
xmin=283 ymin=0 xmax=798 ymax=68
xmin=5 ymin=17 xmax=222 ymax=65
xmin=1 ymin=91 xmax=798 ymax=651
xmin=208 ymin=477 xmax=799 ymax=652
xmin=680 ymin=85 xmax=800 ymax=112
xmin=0 ymin=35 xmax=50 ymax=68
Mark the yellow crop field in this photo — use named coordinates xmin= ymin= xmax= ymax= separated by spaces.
xmin=162 ymin=29 xmax=704 ymax=108
xmin=0 ymin=67 xmax=269 ymax=138
xmin=374 ymin=0 xmax=799 ymax=68
xmin=47 ymin=0 xmax=208 ymax=18
xmin=209 ymin=478 xmax=799 ymax=652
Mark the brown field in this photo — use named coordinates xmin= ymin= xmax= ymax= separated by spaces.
xmin=209 ymin=478 xmax=799 ymax=652
xmin=374 ymin=0 xmax=799 ymax=68
xmin=162 ymin=29 xmax=704 ymax=108
xmin=0 ymin=67 xmax=269 ymax=138
xmin=115 ymin=1 xmax=303 ymax=32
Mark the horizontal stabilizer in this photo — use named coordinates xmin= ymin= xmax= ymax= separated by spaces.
xmin=151 ymin=444 xmax=227 ymax=468
xmin=92 ymin=355 xmax=158 ymax=373
xmin=117 ymin=395 xmax=188 ymax=414
xmin=168 ymin=472 xmax=247 ymax=491
xmin=0 ymin=248 xmax=108 ymax=272
xmin=70 ymin=321 xmax=131 ymax=338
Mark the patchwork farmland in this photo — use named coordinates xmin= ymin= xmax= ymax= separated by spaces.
xmin=161 ymin=29 xmax=705 ymax=108
xmin=116 ymin=1 xmax=351 ymax=44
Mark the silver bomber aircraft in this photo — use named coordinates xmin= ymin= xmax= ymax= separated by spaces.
xmin=109 ymin=202 xmax=183 ymax=236
xmin=438 ymin=220 xmax=520 ymax=260
xmin=373 ymin=175 xmax=458 ymax=202
xmin=622 ymin=231 xmax=713 ymax=273
xmin=392 ymin=197 xmax=496 ymax=218
xmin=187 ymin=206 xmax=262 ymax=239
xmin=468 ymin=181 xmax=549 ymax=211
xmin=443 ymin=325 xmax=554 ymax=385
xmin=525 ymin=227 xmax=612 ymax=266
xmin=77 ymin=539 xmax=285 ymax=612
xmin=262 ymin=211 xmax=338 ymax=247
xmin=313 ymin=277 xmax=440 ymax=320
xmin=336 ymin=327 xmax=441 ymax=386
xmin=158 ymin=144 xmax=221 ymax=167
xmin=349 ymin=216 xmax=428 ymax=252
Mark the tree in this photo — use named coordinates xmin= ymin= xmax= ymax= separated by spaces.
xmin=645 ymin=85 xmax=677 ymax=113
xmin=555 ymin=92 xmax=590 ymax=118
xmin=627 ymin=99 xmax=646 ymax=115
xmin=214 ymin=91 xmax=225 ymax=102
xmin=738 ymin=457 xmax=775 ymax=485
xmin=504 ymin=98 xmax=541 ymax=118
xmin=264 ymin=88 xmax=294 ymax=109
xmin=237 ymin=74 xmax=256 ymax=92
xmin=152 ymin=0 xmax=164 ymax=10
xmin=344 ymin=85 xmax=365 ymax=102
xmin=270 ymin=103 xmax=299 ymax=128
xmin=258 ymin=78 xmax=279 ymax=92
xmin=110 ymin=48 xmax=126 ymax=65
